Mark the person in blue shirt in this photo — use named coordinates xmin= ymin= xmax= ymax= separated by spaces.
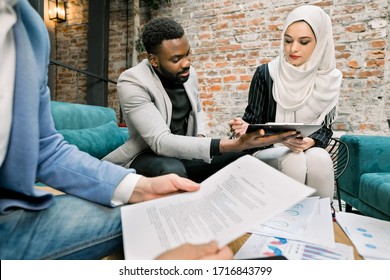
xmin=0 ymin=0 xmax=232 ymax=260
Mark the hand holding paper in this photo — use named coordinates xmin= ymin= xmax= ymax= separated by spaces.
xmin=121 ymin=155 xmax=315 ymax=259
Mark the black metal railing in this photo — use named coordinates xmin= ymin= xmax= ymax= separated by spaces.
xmin=49 ymin=59 xmax=124 ymax=123
xmin=50 ymin=59 xmax=117 ymax=85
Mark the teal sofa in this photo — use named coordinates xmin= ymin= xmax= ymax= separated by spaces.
xmin=338 ymin=135 xmax=390 ymax=221
xmin=51 ymin=101 xmax=128 ymax=159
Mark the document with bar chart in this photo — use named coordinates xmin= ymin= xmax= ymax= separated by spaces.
xmin=234 ymin=234 xmax=353 ymax=260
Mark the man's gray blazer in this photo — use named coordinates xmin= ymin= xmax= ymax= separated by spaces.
xmin=103 ymin=59 xmax=213 ymax=167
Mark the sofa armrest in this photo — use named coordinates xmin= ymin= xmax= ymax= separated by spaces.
xmin=339 ymin=135 xmax=390 ymax=194
xmin=58 ymin=121 xmax=127 ymax=159
xmin=50 ymin=101 xmax=129 ymax=159
xmin=341 ymin=135 xmax=390 ymax=173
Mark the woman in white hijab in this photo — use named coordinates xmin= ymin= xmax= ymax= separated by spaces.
xmin=229 ymin=5 xmax=342 ymax=200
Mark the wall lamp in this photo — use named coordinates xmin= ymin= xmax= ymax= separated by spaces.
xmin=48 ymin=0 xmax=66 ymax=22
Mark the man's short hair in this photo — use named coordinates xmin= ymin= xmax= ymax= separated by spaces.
xmin=141 ymin=17 xmax=185 ymax=55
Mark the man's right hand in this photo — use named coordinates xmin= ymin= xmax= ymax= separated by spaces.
xmin=240 ymin=129 xmax=297 ymax=149
xmin=221 ymin=129 xmax=297 ymax=152
xmin=128 ymin=174 xmax=200 ymax=204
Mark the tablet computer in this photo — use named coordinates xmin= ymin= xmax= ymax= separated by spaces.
xmin=246 ymin=123 xmax=322 ymax=137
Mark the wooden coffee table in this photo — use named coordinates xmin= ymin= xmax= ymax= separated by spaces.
xmin=333 ymin=221 xmax=362 ymax=260
xmin=228 ymin=221 xmax=363 ymax=260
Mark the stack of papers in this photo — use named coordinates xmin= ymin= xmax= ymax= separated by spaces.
xmin=250 ymin=197 xmax=334 ymax=248
xmin=234 ymin=235 xmax=353 ymax=260
xmin=336 ymin=212 xmax=390 ymax=259
xmin=120 ymin=155 xmax=315 ymax=260
xmin=234 ymin=197 xmax=354 ymax=260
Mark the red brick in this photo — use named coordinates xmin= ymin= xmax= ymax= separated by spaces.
xmin=370 ymin=40 xmax=386 ymax=48
xmin=223 ymin=75 xmax=237 ymax=82
xmin=346 ymin=24 xmax=366 ymax=33
xmin=347 ymin=60 xmax=360 ymax=69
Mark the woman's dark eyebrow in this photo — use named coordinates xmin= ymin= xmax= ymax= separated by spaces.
xmin=284 ymin=34 xmax=313 ymax=40
xmin=298 ymin=36 xmax=313 ymax=40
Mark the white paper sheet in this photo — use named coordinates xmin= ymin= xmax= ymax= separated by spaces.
xmin=120 ymin=155 xmax=315 ymax=260
xmin=260 ymin=196 xmax=320 ymax=234
xmin=250 ymin=197 xmax=335 ymax=248
xmin=234 ymin=234 xmax=353 ymax=260
xmin=336 ymin=212 xmax=390 ymax=259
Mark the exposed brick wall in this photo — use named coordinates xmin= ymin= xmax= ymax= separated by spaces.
xmin=50 ymin=0 xmax=390 ymax=137
xmin=51 ymin=0 xmax=89 ymax=103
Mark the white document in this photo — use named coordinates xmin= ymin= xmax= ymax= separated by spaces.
xmin=234 ymin=234 xmax=353 ymax=260
xmin=120 ymin=155 xmax=315 ymax=260
xmin=336 ymin=212 xmax=390 ymax=259
xmin=250 ymin=197 xmax=335 ymax=248
xmin=260 ymin=196 xmax=320 ymax=234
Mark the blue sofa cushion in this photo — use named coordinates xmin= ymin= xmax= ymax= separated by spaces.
xmin=359 ymin=173 xmax=390 ymax=217
xmin=51 ymin=101 xmax=117 ymax=130
xmin=58 ymin=121 xmax=127 ymax=159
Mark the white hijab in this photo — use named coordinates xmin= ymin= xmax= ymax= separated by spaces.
xmin=268 ymin=5 xmax=342 ymax=125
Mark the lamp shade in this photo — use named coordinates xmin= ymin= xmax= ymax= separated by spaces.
xmin=48 ymin=0 xmax=66 ymax=22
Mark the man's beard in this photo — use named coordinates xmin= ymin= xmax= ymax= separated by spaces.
xmin=158 ymin=65 xmax=190 ymax=84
